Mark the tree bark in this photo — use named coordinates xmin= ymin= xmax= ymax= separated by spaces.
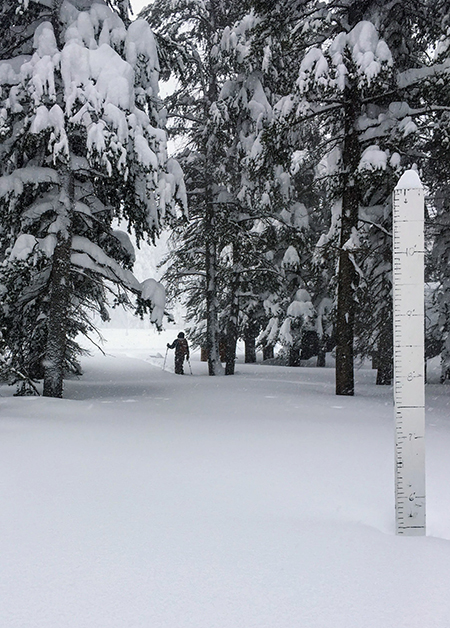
xmin=376 ymin=310 xmax=393 ymax=385
xmin=203 ymin=6 xmax=223 ymax=376
xmin=316 ymin=338 xmax=326 ymax=367
xmin=43 ymin=170 xmax=73 ymax=397
xmin=335 ymin=86 xmax=360 ymax=396
xmin=289 ymin=345 xmax=301 ymax=366
xmin=225 ymin=277 xmax=239 ymax=375
xmin=244 ymin=317 xmax=259 ymax=363
xmin=244 ymin=335 xmax=256 ymax=363
xmin=205 ymin=224 xmax=224 ymax=376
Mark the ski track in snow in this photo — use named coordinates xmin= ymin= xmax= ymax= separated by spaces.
xmin=1 ymin=328 xmax=450 ymax=628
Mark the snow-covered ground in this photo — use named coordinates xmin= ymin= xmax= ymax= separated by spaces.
xmin=1 ymin=328 xmax=450 ymax=628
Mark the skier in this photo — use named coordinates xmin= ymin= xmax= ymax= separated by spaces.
xmin=167 ymin=332 xmax=190 ymax=374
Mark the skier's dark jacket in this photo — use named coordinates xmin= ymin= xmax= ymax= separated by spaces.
xmin=167 ymin=337 xmax=189 ymax=359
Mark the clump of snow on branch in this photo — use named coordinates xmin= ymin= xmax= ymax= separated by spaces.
xmin=263 ymin=296 xmax=281 ymax=317
xmin=140 ymin=278 xmax=165 ymax=325
xmin=158 ymin=158 xmax=188 ymax=216
xmin=315 ymin=199 xmax=342 ymax=251
xmin=0 ymin=1 xmax=185 ymax=218
xmin=112 ymin=230 xmax=136 ymax=263
xmin=290 ymin=150 xmax=308 ymax=175
xmin=316 ymin=297 xmax=333 ymax=338
xmin=358 ymin=145 xmax=388 ymax=172
xmin=0 ymin=168 xmax=59 ymax=199
xmin=278 ymin=289 xmax=315 ymax=347
xmin=280 ymin=202 xmax=309 ymax=229
xmin=71 ymin=236 xmax=141 ymax=291
xmin=317 ymin=146 xmax=342 ymax=177
xmin=259 ymin=316 xmax=279 ymax=347
xmin=218 ymin=12 xmax=258 ymax=63
xmin=279 ymin=318 xmax=293 ymax=345
xmin=342 ymin=227 xmax=361 ymax=251
xmin=8 ymin=234 xmax=38 ymax=262
xmin=297 ymin=21 xmax=393 ymax=93
xmin=247 ymin=75 xmax=272 ymax=130
xmin=286 ymin=289 xmax=314 ymax=322
xmin=282 ymin=245 xmax=300 ymax=269
xmin=398 ymin=117 xmax=418 ymax=137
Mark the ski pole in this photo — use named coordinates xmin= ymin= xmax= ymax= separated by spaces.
xmin=188 ymin=358 xmax=193 ymax=375
xmin=163 ymin=347 xmax=168 ymax=371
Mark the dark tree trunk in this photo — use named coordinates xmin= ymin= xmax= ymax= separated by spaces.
xmin=335 ymin=86 xmax=360 ymax=396
xmin=205 ymin=217 xmax=223 ymax=376
xmin=204 ymin=38 xmax=223 ymax=377
xmin=289 ymin=346 xmax=301 ymax=366
xmin=43 ymin=170 xmax=73 ymax=398
xmin=376 ymin=311 xmax=393 ymax=385
xmin=225 ymin=279 xmax=239 ymax=375
xmin=263 ymin=345 xmax=274 ymax=361
xmin=225 ymin=338 xmax=237 ymax=374
xmin=245 ymin=335 xmax=257 ymax=363
xmin=243 ymin=317 xmax=259 ymax=363
xmin=335 ymin=248 xmax=356 ymax=394
xmin=317 ymin=340 xmax=326 ymax=367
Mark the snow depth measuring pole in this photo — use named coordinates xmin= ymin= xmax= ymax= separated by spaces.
xmin=393 ymin=170 xmax=426 ymax=536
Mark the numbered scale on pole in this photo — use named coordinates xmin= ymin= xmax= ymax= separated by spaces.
xmin=393 ymin=170 xmax=426 ymax=536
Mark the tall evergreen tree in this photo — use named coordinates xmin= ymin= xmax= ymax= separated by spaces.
xmin=143 ymin=0 xmax=265 ymax=375
xmin=248 ymin=0 xmax=442 ymax=393
xmin=422 ymin=0 xmax=450 ymax=383
xmin=0 ymin=0 xmax=185 ymax=396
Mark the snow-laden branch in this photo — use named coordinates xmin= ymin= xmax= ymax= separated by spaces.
xmin=397 ymin=58 xmax=450 ymax=89
xmin=0 ymin=167 xmax=59 ymax=198
xmin=70 ymin=236 xmax=165 ymax=325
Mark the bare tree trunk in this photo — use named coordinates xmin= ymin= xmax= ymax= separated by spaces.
xmin=245 ymin=335 xmax=256 ymax=363
xmin=205 ymin=232 xmax=223 ymax=376
xmin=316 ymin=337 xmax=326 ymax=367
xmin=289 ymin=345 xmax=301 ymax=366
xmin=335 ymin=250 xmax=356 ymax=394
xmin=376 ymin=310 xmax=393 ymax=385
xmin=203 ymin=9 xmax=224 ymax=377
xmin=43 ymin=170 xmax=73 ymax=397
xmin=244 ymin=318 xmax=258 ymax=363
xmin=335 ymin=86 xmax=360 ymax=396
xmin=225 ymin=276 xmax=239 ymax=375
xmin=204 ymin=173 xmax=223 ymax=375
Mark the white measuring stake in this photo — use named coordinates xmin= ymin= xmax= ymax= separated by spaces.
xmin=393 ymin=170 xmax=425 ymax=536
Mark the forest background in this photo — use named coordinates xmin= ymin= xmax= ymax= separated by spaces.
xmin=1 ymin=0 xmax=449 ymax=398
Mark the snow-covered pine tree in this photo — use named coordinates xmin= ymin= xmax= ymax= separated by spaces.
xmin=222 ymin=0 xmax=450 ymax=385
xmin=348 ymin=1 xmax=437 ymax=385
xmin=212 ymin=4 xmax=327 ymax=369
xmin=161 ymin=144 xmax=278 ymax=375
xmin=0 ymin=0 xmax=185 ymax=396
xmin=297 ymin=5 xmax=400 ymax=395
xmin=422 ymin=0 xmax=450 ymax=383
xmin=348 ymin=0 xmax=450 ymax=385
xmin=208 ymin=14 xmax=290 ymax=374
xmin=143 ymin=0 xmax=264 ymax=376
xmin=252 ymin=0 xmax=429 ymax=393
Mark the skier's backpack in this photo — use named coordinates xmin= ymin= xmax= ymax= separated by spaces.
xmin=178 ymin=338 xmax=188 ymax=356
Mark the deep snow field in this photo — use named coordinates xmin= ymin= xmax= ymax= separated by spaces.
xmin=1 ymin=326 xmax=450 ymax=628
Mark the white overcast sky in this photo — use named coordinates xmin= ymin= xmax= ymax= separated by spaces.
xmin=131 ymin=0 xmax=149 ymax=16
